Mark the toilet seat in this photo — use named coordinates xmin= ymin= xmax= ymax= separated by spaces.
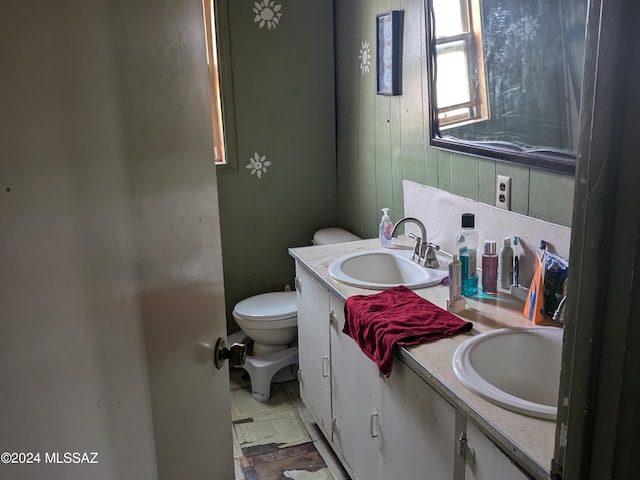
xmin=232 ymin=291 xmax=297 ymax=321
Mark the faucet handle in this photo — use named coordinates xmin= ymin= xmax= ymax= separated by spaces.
xmin=407 ymin=233 xmax=422 ymax=261
xmin=424 ymin=243 xmax=440 ymax=268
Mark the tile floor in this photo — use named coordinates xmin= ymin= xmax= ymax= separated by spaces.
xmin=230 ymin=367 xmax=350 ymax=480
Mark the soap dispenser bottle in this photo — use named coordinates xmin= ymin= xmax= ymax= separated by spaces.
xmin=379 ymin=208 xmax=393 ymax=247
xmin=456 ymin=213 xmax=478 ymax=296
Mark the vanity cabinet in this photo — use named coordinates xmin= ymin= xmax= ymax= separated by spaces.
xmin=295 ymin=261 xmax=534 ymax=480
xmin=295 ymin=263 xmax=457 ymax=479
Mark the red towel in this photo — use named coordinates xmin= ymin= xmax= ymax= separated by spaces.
xmin=343 ymin=285 xmax=473 ymax=377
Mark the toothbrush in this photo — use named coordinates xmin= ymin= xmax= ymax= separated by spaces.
xmin=539 ymin=239 xmax=548 ymax=257
xmin=513 ymin=236 xmax=520 ymax=287
xmin=539 ymin=239 xmax=549 ymax=266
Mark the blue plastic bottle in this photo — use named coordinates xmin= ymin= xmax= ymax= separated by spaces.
xmin=456 ymin=213 xmax=478 ymax=296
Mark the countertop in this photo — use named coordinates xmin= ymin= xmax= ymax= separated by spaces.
xmin=289 ymin=238 xmax=561 ymax=480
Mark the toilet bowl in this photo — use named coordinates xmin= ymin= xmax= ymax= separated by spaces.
xmin=233 ymin=291 xmax=298 ymax=356
xmin=232 ymin=227 xmax=360 ymax=401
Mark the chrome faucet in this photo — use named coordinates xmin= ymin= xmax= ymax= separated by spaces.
xmin=391 ymin=217 xmax=440 ymax=268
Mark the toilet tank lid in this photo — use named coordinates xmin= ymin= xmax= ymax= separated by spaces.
xmin=313 ymin=227 xmax=361 ymax=245
xmin=233 ymin=291 xmax=297 ymax=320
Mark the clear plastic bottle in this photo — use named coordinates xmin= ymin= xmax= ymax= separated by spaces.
xmin=456 ymin=213 xmax=478 ymax=296
xmin=499 ymin=237 xmax=514 ymax=290
xmin=379 ymin=208 xmax=393 ymax=247
xmin=482 ymin=240 xmax=498 ymax=295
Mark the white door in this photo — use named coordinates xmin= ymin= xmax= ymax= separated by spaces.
xmin=0 ymin=2 xmax=234 ymax=480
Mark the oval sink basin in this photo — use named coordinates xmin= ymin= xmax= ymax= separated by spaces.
xmin=328 ymin=250 xmax=448 ymax=290
xmin=452 ymin=327 xmax=563 ymax=420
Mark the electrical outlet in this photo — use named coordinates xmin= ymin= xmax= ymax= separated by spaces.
xmin=495 ymin=175 xmax=512 ymax=210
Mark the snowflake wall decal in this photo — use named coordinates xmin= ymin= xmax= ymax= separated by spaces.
xmin=246 ymin=152 xmax=272 ymax=178
xmin=518 ymin=15 xmax=539 ymax=42
xmin=359 ymin=40 xmax=371 ymax=74
xmin=253 ymin=1 xmax=283 ymax=30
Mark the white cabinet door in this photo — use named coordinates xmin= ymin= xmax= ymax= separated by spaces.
xmin=295 ymin=265 xmax=332 ymax=438
xmin=465 ymin=422 xmax=531 ymax=480
xmin=330 ymin=295 xmax=383 ymax=479
xmin=381 ymin=358 xmax=458 ymax=480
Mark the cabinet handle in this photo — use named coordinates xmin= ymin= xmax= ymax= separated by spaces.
xmin=458 ymin=432 xmax=475 ymax=464
xmin=458 ymin=432 xmax=467 ymax=458
xmin=294 ymin=276 xmax=301 ymax=292
xmin=370 ymin=412 xmax=379 ymax=439
xmin=322 ymin=356 xmax=329 ymax=377
xmin=329 ymin=310 xmax=337 ymax=325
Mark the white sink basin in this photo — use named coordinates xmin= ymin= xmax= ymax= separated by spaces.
xmin=452 ymin=327 xmax=563 ymax=420
xmin=328 ymin=249 xmax=448 ymax=290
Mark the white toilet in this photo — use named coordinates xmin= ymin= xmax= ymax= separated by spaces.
xmin=231 ymin=227 xmax=360 ymax=401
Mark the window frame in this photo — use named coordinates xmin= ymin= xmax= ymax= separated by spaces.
xmin=431 ymin=0 xmax=488 ymax=130
xmin=203 ymin=0 xmax=238 ymax=174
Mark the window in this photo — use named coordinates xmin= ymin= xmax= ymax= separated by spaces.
xmin=432 ymin=0 xmax=488 ymax=128
xmin=203 ymin=0 xmax=227 ymax=165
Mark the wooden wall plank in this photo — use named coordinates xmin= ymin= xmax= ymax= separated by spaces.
xmin=450 ymin=153 xmax=479 ymax=200
xmin=358 ymin=0 xmax=379 ymax=237
xmin=336 ymin=0 xmax=362 ymax=232
xmin=437 ymin=149 xmax=452 ymax=192
xmin=397 ymin=0 xmax=428 ymax=191
xmin=529 ymin=170 xmax=575 ymax=227
xmin=478 ymin=158 xmax=496 ymax=205
xmin=374 ymin=0 xmax=394 ymax=220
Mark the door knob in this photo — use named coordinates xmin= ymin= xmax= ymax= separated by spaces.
xmin=213 ymin=338 xmax=247 ymax=369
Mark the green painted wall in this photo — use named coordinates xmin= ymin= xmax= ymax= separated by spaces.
xmin=334 ymin=0 xmax=575 ymax=239
xmin=217 ymin=0 xmax=337 ymax=330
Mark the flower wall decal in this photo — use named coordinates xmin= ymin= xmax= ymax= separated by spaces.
xmin=253 ymin=0 xmax=283 ymax=30
xmin=246 ymin=152 xmax=272 ymax=178
xmin=359 ymin=40 xmax=371 ymax=74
